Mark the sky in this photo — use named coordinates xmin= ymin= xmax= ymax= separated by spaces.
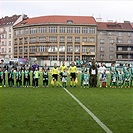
xmin=0 ymin=0 xmax=133 ymax=22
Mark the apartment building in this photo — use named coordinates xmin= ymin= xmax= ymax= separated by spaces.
xmin=13 ymin=15 xmax=97 ymax=61
xmin=0 ymin=14 xmax=27 ymax=59
xmin=97 ymin=22 xmax=133 ymax=63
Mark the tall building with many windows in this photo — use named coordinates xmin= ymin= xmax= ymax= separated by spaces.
xmin=0 ymin=14 xmax=28 ymax=59
xmin=97 ymin=22 xmax=133 ymax=63
xmin=13 ymin=15 xmax=97 ymax=61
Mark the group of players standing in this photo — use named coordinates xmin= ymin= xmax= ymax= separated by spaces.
xmin=0 ymin=59 xmax=133 ymax=88
xmin=99 ymin=63 xmax=133 ymax=88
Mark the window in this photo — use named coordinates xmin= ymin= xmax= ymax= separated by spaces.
xmin=30 ymin=37 xmax=36 ymax=43
xmin=9 ymin=41 xmax=11 ymax=46
xmin=118 ymin=55 xmax=122 ymax=59
xmin=117 ymin=39 xmax=122 ymax=43
xmin=100 ymin=39 xmax=104 ymax=44
xmin=14 ymin=30 xmax=19 ymax=35
xmin=90 ymin=46 xmax=95 ymax=53
xmin=75 ymin=37 xmax=80 ymax=43
xmin=108 ymin=32 xmax=112 ymax=35
xmin=59 ymin=46 xmax=65 ymax=52
xmin=82 ymin=46 xmax=88 ymax=53
xmin=9 ymin=27 xmax=11 ymax=32
xmin=67 ymin=46 xmax=72 ymax=52
xmin=2 ymin=41 xmax=4 ymax=46
xmin=39 ymin=27 xmax=47 ymax=33
xmin=20 ymin=29 xmax=23 ymax=34
xmin=30 ymin=28 xmax=37 ymax=34
xmin=24 ymin=28 xmax=29 ymax=34
xmin=89 ymin=27 xmax=95 ymax=34
xmin=30 ymin=46 xmax=36 ymax=53
xmin=60 ymin=36 xmax=65 ymax=42
xmin=14 ymin=47 xmax=17 ymax=53
xmin=82 ymin=27 xmax=88 ymax=34
xmin=99 ymin=31 xmax=106 ymax=35
xmin=19 ymin=47 xmax=23 ymax=53
xmin=49 ymin=56 xmax=57 ymax=61
xmin=118 ymin=47 xmax=122 ymax=51
xmin=82 ymin=37 xmax=87 ymax=42
xmin=14 ymin=39 xmax=17 ymax=45
xmin=39 ymin=37 xmax=46 ymax=43
xmin=82 ymin=56 xmax=87 ymax=61
xmin=74 ymin=46 xmax=80 ymax=52
xmin=49 ymin=27 xmax=57 ymax=33
xmin=127 ymin=47 xmax=131 ymax=51
xmin=2 ymin=48 xmax=5 ymax=53
xmin=67 ymin=37 xmax=72 ymax=43
xmin=24 ymin=46 xmax=28 ymax=53
xmin=127 ymin=32 xmax=131 ymax=37
xmin=59 ymin=56 xmax=65 ymax=61
xmin=118 ymin=32 xmax=122 ymax=36
xmin=127 ymin=40 xmax=131 ymax=44
xmin=109 ymin=47 xmax=114 ymax=52
xmin=67 ymin=27 xmax=73 ymax=33
xmin=67 ymin=56 xmax=72 ymax=61
xmin=2 ymin=34 xmax=5 ymax=38
xmin=128 ymin=55 xmax=131 ymax=59
xmin=90 ymin=37 xmax=94 ymax=42
xmin=109 ymin=39 xmax=114 ymax=44
xmin=38 ymin=46 xmax=46 ymax=52
xmin=100 ymin=47 xmax=104 ymax=51
xmin=100 ymin=54 xmax=104 ymax=59
xmin=9 ymin=34 xmax=11 ymax=38
xmin=109 ymin=54 xmax=114 ymax=59
xmin=24 ymin=38 xmax=28 ymax=44
xmin=60 ymin=27 xmax=65 ymax=33
xmin=8 ymin=48 xmax=11 ymax=53
xmin=3 ymin=28 xmax=6 ymax=32
xmin=19 ymin=38 xmax=23 ymax=44
xmin=75 ymin=27 xmax=80 ymax=33
xmin=74 ymin=56 xmax=80 ymax=61
xmin=49 ymin=36 xmax=57 ymax=42
xmin=48 ymin=46 xmax=57 ymax=52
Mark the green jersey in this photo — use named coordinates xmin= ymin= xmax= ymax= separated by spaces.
xmin=62 ymin=71 xmax=67 ymax=82
xmin=124 ymin=71 xmax=130 ymax=79
xmin=130 ymin=68 xmax=133 ymax=78
xmin=118 ymin=73 xmax=124 ymax=81
xmin=110 ymin=66 xmax=116 ymax=73
xmin=123 ymin=66 xmax=128 ymax=74
xmin=24 ymin=70 xmax=29 ymax=78
xmin=9 ymin=70 xmax=14 ymax=79
xmin=0 ymin=71 xmax=4 ymax=79
xmin=16 ymin=71 xmax=22 ymax=80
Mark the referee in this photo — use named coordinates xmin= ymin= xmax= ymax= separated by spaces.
xmin=69 ymin=62 xmax=77 ymax=87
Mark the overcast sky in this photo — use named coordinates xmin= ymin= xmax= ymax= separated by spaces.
xmin=0 ymin=0 xmax=133 ymax=22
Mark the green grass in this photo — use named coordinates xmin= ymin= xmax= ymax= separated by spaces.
xmin=0 ymin=74 xmax=133 ymax=133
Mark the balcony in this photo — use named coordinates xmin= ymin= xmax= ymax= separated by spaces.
xmin=35 ymin=52 xmax=49 ymax=56
xmin=116 ymin=58 xmax=133 ymax=61
xmin=116 ymin=50 xmax=133 ymax=54
xmin=116 ymin=43 xmax=133 ymax=46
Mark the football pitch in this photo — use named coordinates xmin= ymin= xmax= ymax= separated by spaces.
xmin=0 ymin=80 xmax=132 ymax=133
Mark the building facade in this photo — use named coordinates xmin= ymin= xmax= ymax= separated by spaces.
xmin=97 ymin=22 xmax=133 ymax=63
xmin=0 ymin=14 xmax=27 ymax=59
xmin=13 ymin=15 xmax=97 ymax=61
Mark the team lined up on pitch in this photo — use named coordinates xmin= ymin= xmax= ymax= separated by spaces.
xmin=0 ymin=61 xmax=133 ymax=88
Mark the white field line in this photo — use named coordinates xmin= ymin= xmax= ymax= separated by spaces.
xmin=50 ymin=75 xmax=113 ymax=133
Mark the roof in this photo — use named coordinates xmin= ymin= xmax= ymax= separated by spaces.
xmin=97 ymin=22 xmax=133 ymax=31
xmin=14 ymin=15 xmax=96 ymax=27
xmin=131 ymin=23 xmax=133 ymax=29
xmin=0 ymin=15 xmax=21 ymax=26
